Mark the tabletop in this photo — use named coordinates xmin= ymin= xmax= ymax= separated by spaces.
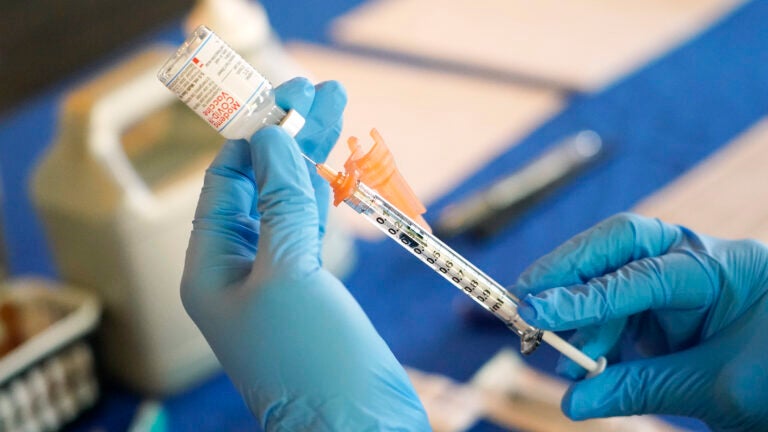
xmin=1 ymin=1 xmax=767 ymax=430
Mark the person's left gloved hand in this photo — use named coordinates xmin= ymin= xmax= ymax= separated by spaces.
xmin=512 ymin=213 xmax=768 ymax=431
xmin=181 ymin=78 xmax=430 ymax=431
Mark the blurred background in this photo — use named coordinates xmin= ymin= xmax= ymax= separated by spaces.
xmin=0 ymin=0 xmax=767 ymax=430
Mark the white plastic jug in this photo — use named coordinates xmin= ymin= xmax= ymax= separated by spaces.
xmin=32 ymin=48 xmax=222 ymax=395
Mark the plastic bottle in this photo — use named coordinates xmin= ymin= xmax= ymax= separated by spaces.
xmin=32 ymin=48 xmax=221 ymax=395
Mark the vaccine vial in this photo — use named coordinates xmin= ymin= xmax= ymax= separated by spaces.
xmin=157 ymin=25 xmax=304 ymax=140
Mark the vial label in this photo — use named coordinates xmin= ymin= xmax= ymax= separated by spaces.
xmin=163 ymin=32 xmax=267 ymax=132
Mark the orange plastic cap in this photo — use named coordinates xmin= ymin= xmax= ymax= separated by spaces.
xmin=345 ymin=129 xmax=429 ymax=230
xmin=316 ymin=163 xmax=358 ymax=207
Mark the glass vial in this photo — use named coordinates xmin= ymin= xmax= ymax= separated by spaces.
xmin=157 ymin=25 xmax=303 ymax=140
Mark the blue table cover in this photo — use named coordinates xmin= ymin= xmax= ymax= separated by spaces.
xmin=1 ymin=0 xmax=766 ymax=430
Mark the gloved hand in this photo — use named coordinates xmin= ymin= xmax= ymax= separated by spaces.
xmin=181 ymin=78 xmax=429 ymax=431
xmin=513 ymin=213 xmax=768 ymax=431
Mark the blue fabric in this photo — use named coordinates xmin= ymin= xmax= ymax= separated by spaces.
xmin=0 ymin=0 xmax=766 ymax=430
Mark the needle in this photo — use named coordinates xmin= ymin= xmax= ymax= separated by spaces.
xmin=300 ymin=153 xmax=317 ymax=165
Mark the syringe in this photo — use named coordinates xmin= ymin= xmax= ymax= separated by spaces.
xmin=308 ymin=150 xmax=606 ymax=376
xmin=156 ymin=24 xmax=604 ymax=375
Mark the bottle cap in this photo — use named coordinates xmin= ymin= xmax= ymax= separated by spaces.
xmin=279 ymin=109 xmax=306 ymax=137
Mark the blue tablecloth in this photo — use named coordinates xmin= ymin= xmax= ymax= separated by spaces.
xmin=1 ymin=0 xmax=767 ymax=430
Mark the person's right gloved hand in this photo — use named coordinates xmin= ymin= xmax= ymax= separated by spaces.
xmin=181 ymin=78 xmax=430 ymax=431
xmin=513 ymin=213 xmax=768 ymax=431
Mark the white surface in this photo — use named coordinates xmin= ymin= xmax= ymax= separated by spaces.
xmin=332 ymin=0 xmax=744 ymax=91
xmin=287 ymin=43 xmax=563 ymax=237
xmin=406 ymin=368 xmax=485 ymax=432
xmin=635 ymin=117 xmax=768 ymax=242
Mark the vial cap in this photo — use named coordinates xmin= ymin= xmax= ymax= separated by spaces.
xmin=279 ymin=109 xmax=306 ymax=137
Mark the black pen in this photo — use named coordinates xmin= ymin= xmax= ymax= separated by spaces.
xmin=435 ymin=130 xmax=604 ymax=238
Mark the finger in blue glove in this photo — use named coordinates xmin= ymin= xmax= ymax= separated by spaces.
xmin=513 ymin=213 xmax=768 ymax=430
xmin=182 ymin=79 xmax=429 ymax=430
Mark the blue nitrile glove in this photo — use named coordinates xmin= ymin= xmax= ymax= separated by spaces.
xmin=181 ymin=78 xmax=429 ymax=431
xmin=513 ymin=213 xmax=768 ymax=431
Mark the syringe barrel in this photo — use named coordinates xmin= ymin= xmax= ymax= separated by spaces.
xmin=344 ymin=181 xmax=544 ymax=354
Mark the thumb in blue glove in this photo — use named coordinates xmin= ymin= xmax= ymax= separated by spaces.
xmin=181 ymin=78 xmax=429 ymax=430
xmin=513 ymin=213 xmax=768 ymax=431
